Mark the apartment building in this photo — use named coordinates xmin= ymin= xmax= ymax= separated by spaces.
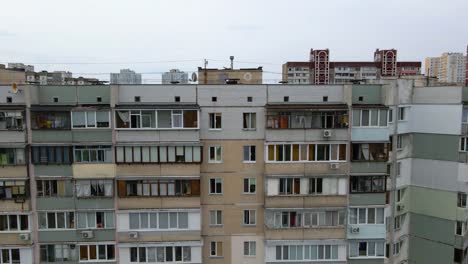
xmin=110 ymin=69 xmax=142 ymax=85
xmin=162 ymin=69 xmax=189 ymax=84
xmin=425 ymin=52 xmax=467 ymax=84
xmin=282 ymin=49 xmax=421 ymax=84
xmin=0 ymin=82 xmax=466 ymax=264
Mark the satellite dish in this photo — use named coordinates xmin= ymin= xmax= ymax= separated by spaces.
xmin=11 ymin=83 xmax=18 ymax=94
xmin=243 ymin=72 xmax=252 ymax=81
xmin=191 ymin=72 xmax=198 ymax=82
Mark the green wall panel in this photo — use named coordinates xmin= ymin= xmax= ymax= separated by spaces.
xmin=78 ymin=86 xmax=110 ymax=104
xmin=32 ymin=130 xmax=73 ymax=143
xmin=351 ymin=162 xmax=388 ymax=174
xmin=34 ymin=165 xmax=73 ymax=176
xmin=408 ymin=236 xmax=453 ymax=264
xmin=411 ymin=133 xmax=459 ymax=161
xmin=350 ymin=193 xmax=386 ymax=205
xmin=38 ymin=86 xmax=77 ymax=104
xmin=408 ymin=186 xmax=457 ymax=221
xmin=38 ymin=229 xmax=115 ymax=243
xmin=352 ymin=85 xmax=382 ymax=104
xmin=72 ymin=130 xmax=112 ymax=143
xmin=409 ymin=212 xmax=455 ymax=245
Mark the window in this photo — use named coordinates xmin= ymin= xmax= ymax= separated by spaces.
xmin=130 ymin=246 xmax=191 ymax=263
xmin=243 ymin=145 xmax=256 ymax=162
xmin=74 ymin=146 xmax=112 ymax=163
xmin=76 ymin=180 xmax=113 ymax=198
xmin=388 ymin=108 xmax=393 ymax=123
xmin=396 ymin=162 xmax=401 ymax=177
xmin=398 ymin=107 xmax=407 ymax=121
xmin=456 ymin=221 xmax=467 ymax=236
xmin=349 ymin=207 xmax=385 ymax=225
xmin=211 ymin=97 xmax=217 ymax=102
xmin=394 ymin=214 xmax=405 ymax=230
xmin=323 ymin=96 xmax=328 ymax=102
xmin=209 ymin=179 xmax=222 ymax=194
xmin=38 ymin=212 xmax=74 ymax=229
xmin=117 ymin=180 xmax=200 ymax=198
xmin=0 ymin=180 xmax=27 ymax=199
xmin=32 ymin=146 xmax=71 ymax=164
xmin=283 ymin=96 xmax=289 ymax=102
xmin=96 ymin=96 xmax=102 ymax=103
xmin=275 ymin=244 xmax=339 ymax=260
xmin=351 ymin=143 xmax=388 ymax=161
xmin=210 ymin=242 xmax=223 ymax=257
xmin=243 ymin=178 xmax=256 ymax=194
xmin=209 ymin=113 xmax=222 ymax=129
xmin=174 ymin=96 xmax=180 ymax=102
xmin=462 ymin=107 xmax=468 ymax=123
xmin=6 ymin=97 xmax=12 ymax=103
xmin=243 ymin=113 xmax=256 ymax=129
xmin=458 ymin=193 xmax=467 ymax=208
xmin=396 ymin=135 xmax=402 ymax=149
xmin=208 ymin=146 xmax=222 ymax=163
xmin=129 ymin=212 xmax=188 ymax=230
xmin=352 ymin=109 xmax=388 ymax=127
xmin=40 ymin=244 xmax=78 ymax=262
xmin=0 ymin=148 xmax=25 ymax=165
xmin=0 ymin=111 xmax=23 ymax=130
xmin=309 ymin=178 xmax=323 ymax=194
xmin=350 ymin=176 xmax=386 ymax=193
xmin=278 ymin=178 xmax=300 ymax=195
xmin=266 ymin=111 xmax=348 ymax=129
xmin=79 ymin=244 xmax=115 ymax=262
xmin=267 ymin=143 xmax=347 ymax=162
xmin=115 ymin=146 xmax=201 ymax=163
xmin=134 ymin=96 xmax=141 ymax=102
xmin=31 ymin=111 xmax=70 ymax=129
xmin=454 ymin=248 xmax=463 ymax=263
xmin=76 ymin=211 xmax=114 ymax=229
xmin=393 ymin=241 xmax=403 ymax=256
xmin=244 ymin=241 xmax=256 ymax=256
xmin=209 ymin=210 xmax=223 ymax=226
xmin=0 ymin=248 xmax=20 ymax=263
xmin=396 ymin=189 xmax=405 ymax=203
xmin=116 ymin=110 xmax=198 ymax=129
xmin=349 ymin=241 xmax=385 ymax=258
xmin=247 ymin=96 xmax=253 ymax=102
xmin=0 ymin=214 xmax=29 ymax=231
xmin=72 ymin=111 xmax=110 ymax=128
xmin=53 ymin=97 xmax=59 ymax=103
xmin=460 ymin=137 xmax=468 ymax=152
xmin=243 ymin=210 xmax=256 ymax=225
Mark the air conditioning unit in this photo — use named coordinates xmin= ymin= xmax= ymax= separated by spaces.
xmin=351 ymin=227 xmax=360 ymax=233
xmin=397 ymin=204 xmax=405 ymax=211
xmin=323 ymin=130 xmax=332 ymax=138
xmin=19 ymin=233 xmax=30 ymax=241
xmin=128 ymin=232 xmax=138 ymax=239
xmin=81 ymin=231 xmax=94 ymax=239
xmin=330 ymin=163 xmax=339 ymax=169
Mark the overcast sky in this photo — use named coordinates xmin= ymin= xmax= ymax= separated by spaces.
xmin=1 ymin=0 xmax=467 ymax=83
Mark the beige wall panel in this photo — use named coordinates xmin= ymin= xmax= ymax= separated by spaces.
xmin=265 ymin=196 xmax=347 ymax=208
xmin=0 ymin=201 xmax=30 ymax=212
xmin=72 ymin=164 xmax=116 ymax=178
xmin=265 ymin=227 xmax=345 ymax=240
xmin=0 ymin=166 xmax=28 ymax=178
xmin=118 ymin=231 xmax=201 ymax=243
xmin=0 ymin=233 xmax=33 ymax=246
xmin=116 ymin=164 xmax=200 ymax=176
xmin=202 ymin=205 xmax=264 ymax=236
xmin=117 ymin=197 xmax=200 ymax=210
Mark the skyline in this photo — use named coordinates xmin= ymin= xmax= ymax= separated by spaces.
xmin=1 ymin=0 xmax=467 ymax=83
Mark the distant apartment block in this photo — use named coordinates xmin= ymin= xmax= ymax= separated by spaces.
xmin=0 ymin=80 xmax=466 ymax=264
xmin=0 ymin=64 xmax=26 ymax=84
xmin=26 ymin=70 xmax=104 ymax=85
xmin=282 ymin=49 xmax=421 ymax=84
xmin=162 ymin=69 xmax=189 ymax=84
xmin=7 ymin=63 xmax=34 ymax=72
xmin=110 ymin=69 xmax=142 ymax=84
xmin=426 ymin=52 xmax=467 ymax=84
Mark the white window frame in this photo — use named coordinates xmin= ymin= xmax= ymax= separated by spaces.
xmin=396 ymin=135 xmax=403 ymax=150
xmin=243 ymin=112 xmax=256 ymax=130
xmin=266 ymin=143 xmax=347 ymax=163
xmin=460 ymin=137 xmax=468 ymax=152
xmin=209 ymin=178 xmax=222 ymax=195
xmin=210 ymin=241 xmax=223 ymax=257
xmin=456 ymin=220 xmax=467 ymax=236
xmin=392 ymin=241 xmax=403 ymax=256
xmin=243 ymin=145 xmax=256 ymax=163
xmin=128 ymin=211 xmax=189 ymax=231
xmin=208 ymin=146 xmax=222 ymax=163
xmin=38 ymin=211 xmax=75 ymax=230
xmin=209 ymin=113 xmax=222 ymax=130
xmin=0 ymin=214 xmax=29 ymax=232
xmin=349 ymin=241 xmax=385 ymax=258
xmin=458 ymin=193 xmax=467 ymax=208
xmin=77 ymin=211 xmax=114 ymax=230
xmin=388 ymin=108 xmax=393 ymax=123
xmin=349 ymin=207 xmax=385 ymax=225
xmin=394 ymin=214 xmax=405 ymax=230
xmin=243 ymin=210 xmax=256 ymax=226
xmin=243 ymin=241 xmax=256 ymax=256
xmin=129 ymin=246 xmax=192 ymax=262
xmin=398 ymin=107 xmax=407 ymax=121
xmin=462 ymin=107 xmax=468 ymax=123
xmin=114 ymin=109 xmax=199 ymax=130
xmin=71 ymin=111 xmax=111 ymax=129
xmin=243 ymin=178 xmax=256 ymax=194
xmin=78 ymin=243 xmax=115 ymax=262
xmin=209 ymin=210 xmax=223 ymax=226
xmin=354 ymin=109 xmax=388 ymax=127
xmin=0 ymin=248 xmax=21 ymax=264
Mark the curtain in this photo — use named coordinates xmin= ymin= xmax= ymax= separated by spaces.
xmin=117 ymin=111 xmax=129 ymax=123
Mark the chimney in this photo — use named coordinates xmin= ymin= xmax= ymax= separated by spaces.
xmin=230 ymin=56 xmax=234 ymax=69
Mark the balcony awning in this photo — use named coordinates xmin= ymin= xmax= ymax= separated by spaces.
xmin=266 ymin=103 xmax=348 ymax=111
xmin=115 ymin=142 xmax=202 ymax=147
xmin=115 ymin=103 xmax=199 ymax=110
xmin=115 ymin=175 xmax=200 ymax=180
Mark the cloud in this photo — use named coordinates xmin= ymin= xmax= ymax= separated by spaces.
xmin=0 ymin=30 xmax=16 ymax=37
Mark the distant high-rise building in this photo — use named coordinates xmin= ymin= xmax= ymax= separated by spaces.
xmin=282 ymin=48 xmax=421 ymax=84
xmin=7 ymin=63 xmax=34 ymax=72
xmin=162 ymin=69 xmax=189 ymax=84
xmin=110 ymin=69 xmax=142 ymax=84
xmin=465 ymin=45 xmax=468 ymax=86
xmin=425 ymin=52 xmax=467 ymax=84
